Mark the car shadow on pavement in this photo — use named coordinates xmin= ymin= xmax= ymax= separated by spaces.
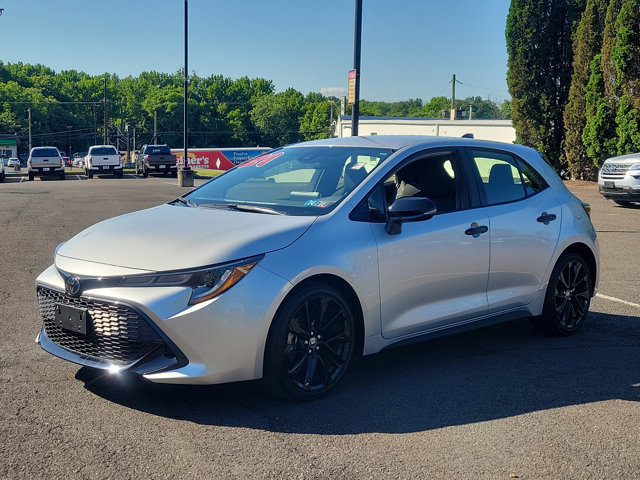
xmin=76 ymin=311 xmax=639 ymax=434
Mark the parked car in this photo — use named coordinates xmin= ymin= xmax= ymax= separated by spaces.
xmin=84 ymin=145 xmax=123 ymax=178
xmin=7 ymin=157 xmax=20 ymax=170
xmin=598 ymin=152 xmax=640 ymax=206
xmin=35 ymin=136 xmax=599 ymax=400
xmin=27 ymin=146 xmax=65 ymax=181
xmin=62 ymin=156 xmax=71 ymax=167
xmin=135 ymin=144 xmax=177 ymax=177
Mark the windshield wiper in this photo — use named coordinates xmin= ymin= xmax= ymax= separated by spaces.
xmin=198 ymin=203 xmax=287 ymax=215
xmin=173 ymin=196 xmax=198 ymax=207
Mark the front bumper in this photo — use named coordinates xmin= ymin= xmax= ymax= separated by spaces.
xmin=35 ymin=262 xmax=291 ymax=384
xmin=599 ymin=171 xmax=640 ymax=201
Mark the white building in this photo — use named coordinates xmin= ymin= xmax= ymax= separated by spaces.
xmin=335 ymin=116 xmax=515 ymax=143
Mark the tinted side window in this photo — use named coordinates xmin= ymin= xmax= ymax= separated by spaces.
xmin=517 ymin=158 xmax=548 ymax=196
xmin=470 ymin=150 xmax=526 ymax=205
xmin=387 ymin=152 xmax=464 ymax=214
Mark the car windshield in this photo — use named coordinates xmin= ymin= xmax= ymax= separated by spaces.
xmin=91 ymin=147 xmax=118 ymax=155
xmin=32 ymin=148 xmax=59 ymax=157
xmin=183 ymin=145 xmax=392 ymax=215
xmin=145 ymin=146 xmax=171 ymax=154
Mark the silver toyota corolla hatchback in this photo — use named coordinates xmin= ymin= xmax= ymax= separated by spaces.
xmin=36 ymin=136 xmax=599 ymax=400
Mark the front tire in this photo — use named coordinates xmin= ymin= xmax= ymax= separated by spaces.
xmin=534 ymin=252 xmax=592 ymax=336
xmin=263 ymin=283 xmax=356 ymax=400
xmin=142 ymin=166 xmax=148 ymax=178
xmin=28 ymin=172 xmax=34 ymax=181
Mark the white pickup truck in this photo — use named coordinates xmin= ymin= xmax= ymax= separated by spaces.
xmin=27 ymin=146 xmax=65 ymax=181
xmin=84 ymin=145 xmax=123 ymax=178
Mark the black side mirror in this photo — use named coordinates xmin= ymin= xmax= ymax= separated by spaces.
xmin=385 ymin=197 xmax=437 ymax=234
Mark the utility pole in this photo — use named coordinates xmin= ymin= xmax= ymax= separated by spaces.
xmin=450 ymin=73 xmax=456 ymax=120
xmin=126 ymin=124 xmax=130 ymax=163
xmin=28 ymin=108 xmax=32 ymax=151
xmin=103 ymin=76 xmax=108 ymax=144
xmin=153 ymin=110 xmax=158 ymax=144
xmin=351 ymin=0 xmax=363 ymax=136
xmin=178 ymin=0 xmax=194 ymax=187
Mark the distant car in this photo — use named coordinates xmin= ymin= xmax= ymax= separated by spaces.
xmin=27 ymin=146 xmax=65 ymax=181
xmin=84 ymin=145 xmax=123 ymax=178
xmin=598 ymin=152 xmax=640 ymax=206
xmin=7 ymin=158 xmax=20 ymax=170
xmin=62 ymin=157 xmax=71 ymax=167
xmin=35 ymin=136 xmax=599 ymax=400
xmin=135 ymin=144 xmax=177 ymax=177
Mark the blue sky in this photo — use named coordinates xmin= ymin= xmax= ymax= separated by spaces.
xmin=1 ymin=0 xmax=511 ymax=103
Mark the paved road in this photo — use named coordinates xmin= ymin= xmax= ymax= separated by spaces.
xmin=0 ymin=177 xmax=638 ymax=479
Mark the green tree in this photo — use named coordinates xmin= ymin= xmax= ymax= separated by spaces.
xmin=563 ymin=0 xmax=608 ymax=179
xmin=612 ymin=0 xmax=640 ymax=154
xmin=583 ymin=55 xmax=617 ymax=166
xmin=250 ymin=88 xmax=304 ymax=147
xmin=500 ymin=100 xmax=512 ymax=119
xmin=506 ymin=0 xmax=585 ymax=171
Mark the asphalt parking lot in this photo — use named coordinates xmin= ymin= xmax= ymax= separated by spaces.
xmin=0 ymin=175 xmax=638 ymax=479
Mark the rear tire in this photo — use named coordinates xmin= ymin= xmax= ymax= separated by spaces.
xmin=86 ymin=169 xmax=93 ymax=179
xmin=263 ymin=283 xmax=356 ymax=400
xmin=142 ymin=167 xmax=148 ymax=178
xmin=28 ymin=172 xmax=34 ymax=181
xmin=0 ymin=170 xmax=4 ymax=182
xmin=59 ymin=172 xmax=65 ymax=180
xmin=533 ymin=252 xmax=592 ymax=336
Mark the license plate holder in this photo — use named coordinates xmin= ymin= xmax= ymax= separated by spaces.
xmin=54 ymin=303 xmax=88 ymax=335
xmin=604 ymin=181 xmax=615 ymax=189
xmin=43 ymin=168 xmax=50 ymax=172
xmin=159 ymin=165 xmax=166 ymax=169
xmin=102 ymin=165 xmax=109 ymax=170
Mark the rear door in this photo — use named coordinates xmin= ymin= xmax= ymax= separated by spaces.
xmin=464 ymin=148 xmax=561 ymax=313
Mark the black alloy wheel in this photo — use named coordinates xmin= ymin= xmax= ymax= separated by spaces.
xmin=536 ymin=252 xmax=592 ymax=336
xmin=264 ymin=283 xmax=356 ymax=400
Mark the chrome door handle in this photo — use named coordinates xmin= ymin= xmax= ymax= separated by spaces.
xmin=537 ymin=212 xmax=557 ymax=223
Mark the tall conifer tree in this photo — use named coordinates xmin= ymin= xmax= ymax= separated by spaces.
xmin=563 ymin=0 xmax=608 ymax=179
xmin=506 ymin=0 xmax=585 ymax=171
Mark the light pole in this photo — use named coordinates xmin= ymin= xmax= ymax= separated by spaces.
xmin=351 ymin=0 xmax=362 ymax=136
xmin=178 ymin=0 xmax=194 ymax=187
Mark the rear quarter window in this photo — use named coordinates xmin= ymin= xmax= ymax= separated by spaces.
xmin=32 ymin=148 xmax=59 ymax=157
xmin=90 ymin=147 xmax=118 ymax=155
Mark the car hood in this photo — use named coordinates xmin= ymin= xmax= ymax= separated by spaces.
xmin=56 ymin=203 xmax=316 ymax=273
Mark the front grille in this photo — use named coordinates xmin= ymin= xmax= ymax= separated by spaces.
xmin=38 ymin=286 xmax=166 ymax=365
xmin=601 ymin=163 xmax=632 ymax=179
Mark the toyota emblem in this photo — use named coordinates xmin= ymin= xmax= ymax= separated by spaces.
xmin=65 ymin=275 xmax=82 ymax=297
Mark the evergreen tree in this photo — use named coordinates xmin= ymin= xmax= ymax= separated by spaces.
xmin=612 ymin=0 xmax=640 ymax=154
xmin=506 ymin=0 xmax=585 ymax=172
xmin=583 ymin=54 xmax=617 ymax=166
xmin=563 ymin=0 xmax=608 ymax=179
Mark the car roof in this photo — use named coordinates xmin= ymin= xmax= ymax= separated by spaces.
xmin=290 ymin=135 xmax=530 ymax=153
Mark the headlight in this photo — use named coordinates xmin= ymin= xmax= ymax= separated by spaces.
xmin=630 ymin=163 xmax=640 ymax=171
xmin=118 ymin=256 xmax=262 ymax=305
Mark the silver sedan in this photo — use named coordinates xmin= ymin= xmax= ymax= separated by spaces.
xmin=36 ymin=136 xmax=599 ymax=399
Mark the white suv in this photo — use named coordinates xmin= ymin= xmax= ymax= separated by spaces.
xmin=598 ymin=153 xmax=640 ymax=205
